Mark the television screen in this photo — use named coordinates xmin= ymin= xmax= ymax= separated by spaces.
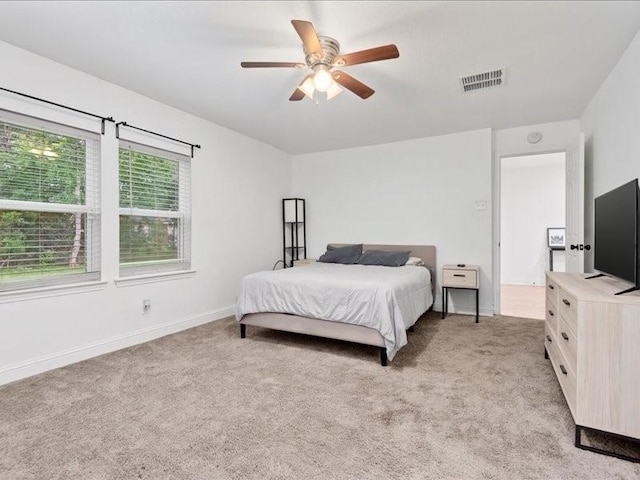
xmin=594 ymin=179 xmax=639 ymax=284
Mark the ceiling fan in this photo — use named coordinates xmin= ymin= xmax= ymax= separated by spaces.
xmin=240 ymin=20 xmax=400 ymax=102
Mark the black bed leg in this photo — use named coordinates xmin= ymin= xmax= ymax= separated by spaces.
xmin=380 ymin=348 xmax=388 ymax=367
xmin=544 ymin=347 xmax=549 ymax=359
xmin=240 ymin=324 xmax=246 ymax=339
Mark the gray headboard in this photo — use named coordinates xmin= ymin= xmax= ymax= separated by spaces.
xmin=329 ymin=244 xmax=437 ymax=296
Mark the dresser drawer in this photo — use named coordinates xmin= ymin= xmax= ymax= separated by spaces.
xmin=545 ymin=280 xmax=558 ymax=308
xmin=548 ymin=338 xmax=577 ymax=418
xmin=557 ymin=315 xmax=577 ymax=374
xmin=545 ymin=301 xmax=558 ymax=333
xmin=555 ymin=354 xmax=577 ymax=418
xmin=558 ymin=287 xmax=577 ymax=334
xmin=443 ymin=269 xmax=478 ymax=288
xmin=544 ymin=322 xmax=556 ymax=351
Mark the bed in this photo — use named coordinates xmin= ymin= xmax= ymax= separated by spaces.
xmin=236 ymin=244 xmax=436 ymax=365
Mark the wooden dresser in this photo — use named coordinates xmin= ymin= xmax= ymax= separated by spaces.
xmin=545 ymin=272 xmax=640 ymax=461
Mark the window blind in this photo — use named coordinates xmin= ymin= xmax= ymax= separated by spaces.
xmin=0 ymin=112 xmax=100 ymax=291
xmin=118 ymin=141 xmax=191 ymax=276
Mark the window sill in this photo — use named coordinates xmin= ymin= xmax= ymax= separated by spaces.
xmin=0 ymin=280 xmax=109 ymax=304
xmin=114 ymin=270 xmax=196 ymax=287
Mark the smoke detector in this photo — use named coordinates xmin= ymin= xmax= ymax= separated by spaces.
xmin=459 ymin=68 xmax=505 ymax=92
xmin=527 ymin=131 xmax=543 ymax=144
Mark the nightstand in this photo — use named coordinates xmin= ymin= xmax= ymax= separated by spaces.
xmin=293 ymin=259 xmax=316 ymax=266
xmin=442 ymin=264 xmax=480 ymax=322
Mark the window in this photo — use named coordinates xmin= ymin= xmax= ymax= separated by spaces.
xmin=118 ymin=141 xmax=191 ymax=277
xmin=0 ymin=111 xmax=100 ymax=291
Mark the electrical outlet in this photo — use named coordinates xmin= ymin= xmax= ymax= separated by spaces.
xmin=143 ymin=299 xmax=151 ymax=313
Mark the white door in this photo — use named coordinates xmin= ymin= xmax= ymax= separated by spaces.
xmin=565 ymin=132 xmax=585 ymax=273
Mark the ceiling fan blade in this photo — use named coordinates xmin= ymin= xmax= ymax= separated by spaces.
xmin=291 ymin=20 xmax=323 ymax=58
xmin=289 ymin=74 xmax=313 ymax=101
xmin=332 ymin=71 xmax=375 ymax=99
xmin=289 ymin=89 xmax=305 ymax=102
xmin=241 ymin=61 xmax=305 ymax=68
xmin=333 ymin=44 xmax=399 ymax=67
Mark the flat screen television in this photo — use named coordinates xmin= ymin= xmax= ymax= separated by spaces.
xmin=593 ymin=178 xmax=640 ymax=295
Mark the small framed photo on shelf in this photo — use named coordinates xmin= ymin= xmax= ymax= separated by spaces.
xmin=547 ymin=227 xmax=566 ymax=249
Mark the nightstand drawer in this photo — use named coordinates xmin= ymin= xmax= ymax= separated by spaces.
xmin=293 ymin=259 xmax=315 ymax=266
xmin=442 ymin=269 xmax=478 ymax=288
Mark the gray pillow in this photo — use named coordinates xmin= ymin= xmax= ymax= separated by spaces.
xmin=326 ymin=243 xmax=360 ymax=252
xmin=357 ymin=250 xmax=411 ymax=267
xmin=318 ymin=244 xmax=363 ymax=264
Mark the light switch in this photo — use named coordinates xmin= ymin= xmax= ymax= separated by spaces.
xmin=474 ymin=201 xmax=487 ymax=211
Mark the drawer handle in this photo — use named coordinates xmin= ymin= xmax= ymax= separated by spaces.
xmin=561 ymin=332 xmax=569 ymax=341
xmin=548 ymin=285 xmax=555 ymax=290
xmin=546 ymin=335 xmax=552 ymax=343
xmin=562 ymin=299 xmax=571 ymax=307
xmin=548 ymin=310 xmax=554 ymax=316
xmin=560 ymin=364 xmax=567 ymax=375
xmin=453 ymin=274 xmax=466 ymax=277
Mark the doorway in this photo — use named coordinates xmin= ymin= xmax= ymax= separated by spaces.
xmin=500 ymin=152 xmax=566 ymax=319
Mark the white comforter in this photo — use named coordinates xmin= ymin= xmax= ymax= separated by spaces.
xmin=236 ymin=262 xmax=433 ymax=361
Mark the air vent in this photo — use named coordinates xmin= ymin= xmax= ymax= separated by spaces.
xmin=460 ymin=68 xmax=505 ymax=92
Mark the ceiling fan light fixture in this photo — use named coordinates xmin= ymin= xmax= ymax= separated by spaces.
xmin=241 ymin=20 xmax=400 ymax=102
xmin=312 ymin=65 xmax=333 ymax=92
xmin=298 ymin=76 xmax=315 ymax=99
xmin=326 ymin=82 xmax=343 ymax=100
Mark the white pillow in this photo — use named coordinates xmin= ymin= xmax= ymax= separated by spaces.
xmin=405 ymin=256 xmax=425 ymax=266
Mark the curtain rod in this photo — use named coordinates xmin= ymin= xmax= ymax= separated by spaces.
xmin=115 ymin=121 xmax=201 ymax=158
xmin=0 ymin=86 xmax=115 ymax=134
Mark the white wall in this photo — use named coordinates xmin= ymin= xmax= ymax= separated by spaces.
xmin=500 ymin=153 xmax=565 ymax=285
xmin=581 ymin=30 xmax=640 ymax=271
xmin=0 ymin=40 xmax=291 ymax=384
xmin=292 ymin=129 xmax=493 ymax=316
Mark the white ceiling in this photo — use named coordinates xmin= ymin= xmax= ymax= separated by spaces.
xmin=0 ymin=1 xmax=639 ymax=154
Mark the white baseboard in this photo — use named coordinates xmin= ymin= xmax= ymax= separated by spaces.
xmin=447 ymin=307 xmax=494 ymax=317
xmin=433 ymin=306 xmax=494 ymax=317
xmin=432 ymin=295 xmax=493 ymax=317
xmin=0 ymin=304 xmax=236 ymax=386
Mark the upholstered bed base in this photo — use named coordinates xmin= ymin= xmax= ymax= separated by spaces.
xmin=240 ymin=312 xmax=389 ymax=365
xmin=239 ymin=244 xmax=436 ymax=366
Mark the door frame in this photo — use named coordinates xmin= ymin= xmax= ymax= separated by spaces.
xmin=492 ymin=148 xmax=567 ymax=315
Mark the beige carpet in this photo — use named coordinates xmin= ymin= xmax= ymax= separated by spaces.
xmin=1 ymin=313 xmax=638 ymax=480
